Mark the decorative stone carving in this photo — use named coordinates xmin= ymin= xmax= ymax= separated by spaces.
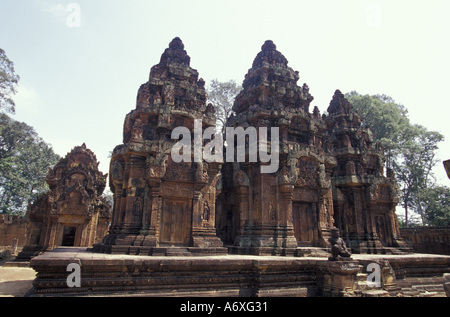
xmin=217 ymin=40 xmax=407 ymax=255
xmin=17 ymin=144 xmax=111 ymax=261
xmin=219 ymin=41 xmax=329 ymax=255
xmin=328 ymin=227 xmax=352 ymax=261
xmin=97 ymin=38 xmax=408 ymax=256
xmin=325 ymin=89 xmax=410 ymax=253
xmin=130 ymin=118 xmax=143 ymax=142
xmin=94 ymin=38 xmax=226 ymax=256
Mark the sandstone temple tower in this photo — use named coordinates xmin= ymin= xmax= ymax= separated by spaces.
xmin=30 ymin=38 xmax=450 ymax=298
xmin=218 ymin=40 xmax=336 ymax=255
xmin=95 ymin=37 xmax=226 ymax=255
xmin=17 ymin=144 xmax=111 ymax=261
xmin=217 ymin=40 xmax=409 ymax=255
xmin=95 ymin=37 xmax=409 ymax=256
xmin=325 ymin=90 xmax=409 ymax=253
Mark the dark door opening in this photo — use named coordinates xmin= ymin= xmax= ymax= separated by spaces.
xmin=61 ymin=226 xmax=76 ymax=246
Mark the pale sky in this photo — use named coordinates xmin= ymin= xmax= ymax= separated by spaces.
xmin=1 ymin=0 xmax=450 ymax=187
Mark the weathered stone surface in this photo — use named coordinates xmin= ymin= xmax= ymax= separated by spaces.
xmin=95 ymin=38 xmax=226 ymax=256
xmin=16 ymin=144 xmax=111 ymax=261
xmin=7 ymin=37 xmax=450 ymax=298
xmin=218 ymin=40 xmax=409 ymax=255
xmin=356 ymin=254 xmax=450 ymax=297
xmin=218 ymin=41 xmax=334 ymax=256
xmin=325 ymin=89 xmax=411 ymax=254
xmin=444 ymin=273 xmax=450 ymax=297
xmin=85 ymin=37 xmax=410 ymax=258
xmin=0 ymin=215 xmax=27 ymax=253
xmin=401 ymin=227 xmax=450 ymax=255
xmin=29 ymin=247 xmax=322 ymax=297
xmin=319 ymin=260 xmax=362 ymax=297
xmin=28 ymin=247 xmax=450 ymax=297
xmin=328 ymin=227 xmax=352 ymax=261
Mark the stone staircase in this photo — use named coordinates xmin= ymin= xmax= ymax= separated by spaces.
xmin=353 ymin=272 xmax=446 ymax=297
xmin=355 ymin=255 xmax=450 ymax=297
xmin=151 ymin=247 xmax=192 ymax=256
xmin=395 ymin=276 xmax=446 ymax=297
xmin=355 ymin=272 xmax=390 ymax=297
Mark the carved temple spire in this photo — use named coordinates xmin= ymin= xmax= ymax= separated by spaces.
xmin=232 ymin=40 xmax=313 ymax=115
xmin=251 ymin=40 xmax=289 ymax=69
xmin=158 ymin=37 xmax=191 ymax=66
xmin=98 ymin=37 xmax=225 ymax=256
xmin=102 ymin=37 xmax=410 ymax=257
xmin=128 ymin=37 xmax=211 ymax=142
xmin=327 ymin=89 xmax=353 ymax=115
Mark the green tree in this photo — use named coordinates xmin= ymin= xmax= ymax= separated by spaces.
xmin=393 ymin=124 xmax=444 ymax=226
xmin=0 ymin=113 xmax=60 ymax=215
xmin=0 ymin=48 xmax=20 ymax=114
xmin=345 ymin=92 xmax=445 ymax=227
xmin=206 ymin=79 xmax=241 ymax=129
xmin=420 ymin=185 xmax=450 ymax=226
xmin=345 ymin=91 xmax=410 ymax=168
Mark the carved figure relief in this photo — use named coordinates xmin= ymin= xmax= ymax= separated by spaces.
xmin=132 ymin=196 xmax=143 ymax=224
xmin=295 ymin=159 xmax=319 ymax=187
xmin=131 ymin=118 xmax=143 ymax=141
xmin=163 ymin=84 xmax=175 ymax=105
xmin=202 ymin=201 xmax=210 ymax=221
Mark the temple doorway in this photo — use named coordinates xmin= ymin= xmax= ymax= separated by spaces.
xmin=61 ymin=226 xmax=77 ymax=246
xmin=293 ymin=203 xmax=314 ymax=246
xmin=160 ymin=200 xmax=191 ymax=246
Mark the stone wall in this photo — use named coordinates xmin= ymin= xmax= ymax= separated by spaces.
xmin=29 ymin=247 xmax=450 ymax=297
xmin=0 ymin=214 xmax=28 ymax=253
xmin=400 ymin=227 xmax=450 ymax=255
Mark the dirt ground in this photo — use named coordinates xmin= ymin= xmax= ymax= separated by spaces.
xmin=0 ymin=258 xmax=36 ymax=297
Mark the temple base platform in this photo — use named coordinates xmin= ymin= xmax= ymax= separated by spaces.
xmin=28 ymin=247 xmax=450 ymax=297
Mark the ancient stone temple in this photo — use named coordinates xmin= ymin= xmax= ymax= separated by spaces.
xmin=17 ymin=144 xmax=111 ymax=261
xmin=93 ymin=38 xmax=409 ymax=257
xmin=325 ymin=90 xmax=410 ymax=253
xmin=95 ymin=37 xmax=226 ymax=255
xmin=218 ymin=40 xmax=335 ymax=255
xmin=28 ymin=38 xmax=450 ymax=298
xmin=218 ymin=40 xmax=409 ymax=255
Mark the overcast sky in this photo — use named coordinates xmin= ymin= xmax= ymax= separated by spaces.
xmin=1 ymin=0 xmax=450 ymax=187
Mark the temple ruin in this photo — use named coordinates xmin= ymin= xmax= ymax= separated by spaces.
xmin=28 ymin=38 xmax=450 ymax=298
xmin=94 ymin=37 xmax=226 ymax=255
xmin=17 ymin=144 xmax=111 ymax=261
xmin=94 ymin=38 xmax=409 ymax=256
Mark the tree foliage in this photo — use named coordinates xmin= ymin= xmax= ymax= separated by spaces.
xmin=345 ymin=91 xmax=410 ymax=168
xmin=345 ymin=92 xmax=447 ymax=227
xmin=0 ymin=48 xmax=20 ymax=114
xmin=420 ymin=186 xmax=450 ymax=226
xmin=394 ymin=124 xmax=444 ymax=226
xmin=206 ymin=79 xmax=241 ymax=129
xmin=0 ymin=113 xmax=60 ymax=215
